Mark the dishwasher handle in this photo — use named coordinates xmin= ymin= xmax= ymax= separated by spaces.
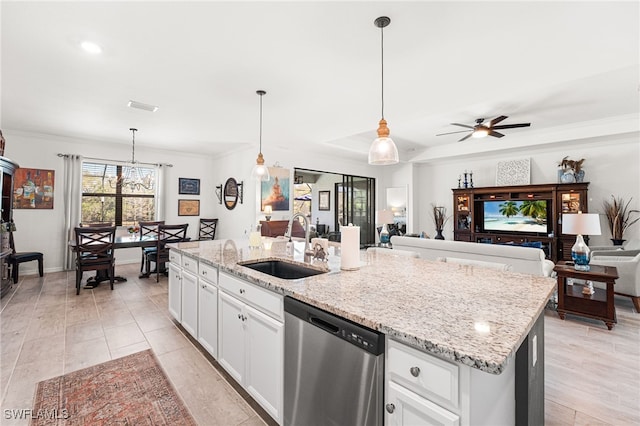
xmin=309 ymin=315 xmax=340 ymax=334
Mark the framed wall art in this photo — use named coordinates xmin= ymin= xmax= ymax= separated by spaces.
xmin=318 ymin=191 xmax=330 ymax=211
xmin=496 ymin=158 xmax=531 ymax=186
xmin=178 ymin=199 xmax=200 ymax=216
xmin=178 ymin=177 xmax=200 ymax=195
xmin=13 ymin=168 xmax=55 ymax=209
xmin=261 ymin=167 xmax=290 ymax=211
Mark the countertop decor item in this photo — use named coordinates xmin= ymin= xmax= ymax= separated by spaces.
xmin=602 ymin=195 xmax=640 ymax=245
xmin=251 ymin=90 xmax=270 ymax=181
xmin=340 ymin=224 xmax=360 ymax=270
xmin=368 ymin=16 xmax=399 ymax=165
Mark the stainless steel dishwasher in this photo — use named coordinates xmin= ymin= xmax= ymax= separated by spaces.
xmin=284 ymin=297 xmax=384 ymax=426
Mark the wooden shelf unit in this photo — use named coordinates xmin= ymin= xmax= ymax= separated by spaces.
xmin=452 ymin=182 xmax=589 ymax=262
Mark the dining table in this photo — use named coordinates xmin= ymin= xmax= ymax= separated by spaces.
xmin=70 ymin=234 xmax=158 ymax=287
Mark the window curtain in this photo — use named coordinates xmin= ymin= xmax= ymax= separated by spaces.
xmin=155 ymin=164 xmax=168 ymax=221
xmin=63 ymin=154 xmax=83 ymax=270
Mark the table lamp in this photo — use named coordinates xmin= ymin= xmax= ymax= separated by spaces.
xmin=377 ymin=209 xmax=395 ymax=247
xmin=562 ymin=212 xmax=601 ymax=272
xmin=264 ymin=205 xmax=272 ymax=221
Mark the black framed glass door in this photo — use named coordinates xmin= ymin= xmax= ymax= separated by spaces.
xmin=336 ymin=175 xmax=375 ymax=247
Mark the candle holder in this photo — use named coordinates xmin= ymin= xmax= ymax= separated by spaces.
xmin=457 ymin=176 xmax=461 ymax=188
xmin=463 ymin=172 xmax=469 ymax=188
xmin=470 ymin=171 xmax=474 ymax=188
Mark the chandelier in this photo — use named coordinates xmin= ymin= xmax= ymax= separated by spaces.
xmin=108 ymin=128 xmax=154 ymax=191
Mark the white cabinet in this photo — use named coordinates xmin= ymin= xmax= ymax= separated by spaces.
xmin=218 ymin=272 xmax=283 ymax=424
xmin=168 ymin=262 xmax=182 ymax=321
xmin=386 ymin=339 xmax=515 ymax=426
xmin=198 ymin=263 xmax=218 ymax=358
xmin=181 ymin=269 xmax=198 ymax=337
xmin=387 ymin=381 xmax=460 ymax=426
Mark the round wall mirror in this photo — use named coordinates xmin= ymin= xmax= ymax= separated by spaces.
xmin=224 ymin=177 xmax=239 ymax=210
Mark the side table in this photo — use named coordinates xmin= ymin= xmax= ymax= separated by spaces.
xmin=553 ymin=262 xmax=619 ymax=330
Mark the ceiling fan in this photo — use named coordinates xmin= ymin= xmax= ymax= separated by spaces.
xmin=436 ymin=116 xmax=531 ymax=142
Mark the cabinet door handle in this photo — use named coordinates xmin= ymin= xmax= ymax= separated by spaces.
xmin=202 ymin=270 xmax=207 ymax=275
xmin=238 ymin=313 xmax=242 ymax=319
xmin=410 ymin=366 xmax=421 ymax=377
xmin=385 ymin=403 xmax=395 ymax=414
xmin=239 ymin=288 xmax=245 ymax=294
xmin=202 ymin=285 xmax=206 ymax=289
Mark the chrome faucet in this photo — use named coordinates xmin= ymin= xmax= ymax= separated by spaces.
xmin=286 ymin=213 xmax=313 ymax=262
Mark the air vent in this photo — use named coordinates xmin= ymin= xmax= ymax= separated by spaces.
xmin=127 ymin=100 xmax=158 ymax=112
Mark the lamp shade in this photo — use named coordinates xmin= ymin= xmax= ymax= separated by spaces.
xmin=264 ymin=205 xmax=272 ymax=215
xmin=377 ymin=209 xmax=395 ymax=225
xmin=562 ymin=213 xmax=601 ymax=235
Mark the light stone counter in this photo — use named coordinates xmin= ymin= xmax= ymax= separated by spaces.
xmin=169 ymin=238 xmax=556 ymax=375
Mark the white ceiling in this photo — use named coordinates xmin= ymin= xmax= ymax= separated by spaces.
xmin=2 ymin=1 xmax=638 ymax=163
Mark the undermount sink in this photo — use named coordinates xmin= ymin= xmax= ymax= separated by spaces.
xmin=239 ymin=260 xmax=326 ymax=280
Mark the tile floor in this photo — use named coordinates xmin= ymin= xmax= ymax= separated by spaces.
xmin=1 ymin=264 xmax=269 ymax=426
xmin=1 ymin=265 xmax=639 ymax=425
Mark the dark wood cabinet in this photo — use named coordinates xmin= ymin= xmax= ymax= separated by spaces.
xmin=452 ymin=183 xmax=589 ymax=262
xmin=1 ymin=156 xmax=19 ymax=298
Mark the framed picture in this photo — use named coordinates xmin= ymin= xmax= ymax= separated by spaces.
xmin=261 ymin=167 xmax=290 ymax=211
xmin=318 ymin=190 xmax=330 ymax=211
xmin=13 ymin=168 xmax=55 ymax=209
xmin=178 ymin=199 xmax=200 ymax=216
xmin=178 ymin=178 xmax=200 ymax=195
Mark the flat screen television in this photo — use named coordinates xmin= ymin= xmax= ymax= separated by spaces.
xmin=482 ymin=200 xmax=550 ymax=235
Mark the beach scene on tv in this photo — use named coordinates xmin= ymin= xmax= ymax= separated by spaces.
xmin=484 ymin=200 xmax=548 ymax=233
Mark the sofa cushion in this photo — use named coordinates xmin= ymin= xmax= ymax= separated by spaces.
xmin=436 ymin=256 xmax=513 ymax=272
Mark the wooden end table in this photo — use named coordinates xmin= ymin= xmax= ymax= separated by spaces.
xmin=554 ymin=262 xmax=619 ymax=330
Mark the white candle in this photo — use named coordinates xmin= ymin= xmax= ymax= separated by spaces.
xmin=340 ymin=225 xmax=360 ymax=271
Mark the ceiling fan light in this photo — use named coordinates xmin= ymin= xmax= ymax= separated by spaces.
xmin=472 ymin=128 xmax=489 ymax=138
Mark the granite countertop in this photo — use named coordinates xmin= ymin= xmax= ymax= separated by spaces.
xmin=169 ymin=238 xmax=556 ymax=374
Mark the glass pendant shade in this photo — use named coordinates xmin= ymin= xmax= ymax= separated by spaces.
xmin=251 ymin=152 xmax=270 ymax=182
xmin=369 ymin=119 xmax=399 ymax=165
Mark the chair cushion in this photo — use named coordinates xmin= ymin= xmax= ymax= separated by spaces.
xmin=11 ymin=252 xmax=43 ymax=262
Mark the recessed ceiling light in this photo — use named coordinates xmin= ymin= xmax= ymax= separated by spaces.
xmin=127 ymin=100 xmax=159 ymax=112
xmin=81 ymin=41 xmax=102 ymax=54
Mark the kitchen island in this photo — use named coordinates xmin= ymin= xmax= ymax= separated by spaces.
xmin=168 ymin=238 xmax=556 ymax=425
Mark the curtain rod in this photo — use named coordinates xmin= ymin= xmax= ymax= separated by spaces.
xmin=57 ymin=153 xmax=173 ymax=167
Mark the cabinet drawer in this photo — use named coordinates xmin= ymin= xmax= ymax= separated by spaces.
xmin=220 ymin=272 xmax=283 ymax=321
xmin=182 ymin=254 xmax=198 ymax=274
xmin=388 ymin=339 xmax=460 ymax=410
xmin=199 ymin=263 xmax=218 ymax=285
xmin=169 ymin=250 xmax=181 ymax=265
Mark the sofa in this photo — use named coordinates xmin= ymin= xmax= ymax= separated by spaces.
xmin=390 ymin=236 xmax=555 ymax=277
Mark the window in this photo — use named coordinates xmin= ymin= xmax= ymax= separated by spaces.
xmin=81 ymin=162 xmax=156 ymax=226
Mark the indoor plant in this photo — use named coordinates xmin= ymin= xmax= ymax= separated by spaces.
xmin=602 ymin=195 xmax=640 ymax=245
xmin=432 ymin=205 xmax=449 ymax=240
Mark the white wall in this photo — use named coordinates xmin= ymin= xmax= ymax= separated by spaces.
xmin=415 ymin=133 xmax=640 ymax=246
xmin=310 ymin=173 xmax=342 ymax=233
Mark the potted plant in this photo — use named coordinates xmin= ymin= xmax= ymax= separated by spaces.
xmin=602 ymin=195 xmax=640 ymax=245
xmin=432 ymin=205 xmax=449 ymax=240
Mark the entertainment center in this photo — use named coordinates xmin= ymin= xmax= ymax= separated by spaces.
xmin=452 ymin=182 xmax=589 ymax=262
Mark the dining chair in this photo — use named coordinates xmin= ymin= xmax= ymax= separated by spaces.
xmin=138 ymin=221 xmax=165 ymax=275
xmin=8 ymin=230 xmax=44 ymax=284
xmin=74 ymin=226 xmax=117 ymax=295
xmin=145 ymin=224 xmax=189 ymax=282
xmin=198 ymin=218 xmax=218 ymax=240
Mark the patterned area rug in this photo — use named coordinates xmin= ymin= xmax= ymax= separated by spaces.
xmin=31 ymin=349 xmax=196 ymax=425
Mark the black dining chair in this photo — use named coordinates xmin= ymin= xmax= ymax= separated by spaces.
xmin=138 ymin=221 xmax=164 ymax=276
xmin=8 ymin=230 xmax=44 ymax=284
xmin=74 ymin=226 xmax=116 ymax=295
xmin=198 ymin=218 xmax=218 ymax=240
xmin=145 ymin=224 xmax=189 ymax=282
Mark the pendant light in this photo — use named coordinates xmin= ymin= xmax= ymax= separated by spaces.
xmin=251 ymin=90 xmax=270 ymax=181
xmin=368 ymin=16 xmax=399 ymax=165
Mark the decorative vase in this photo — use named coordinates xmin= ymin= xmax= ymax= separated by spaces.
xmin=560 ymin=171 xmax=576 ymax=184
xmin=611 ymin=239 xmax=626 ymax=246
xmin=435 ymin=229 xmax=445 ymax=240
xmin=574 ymin=170 xmax=585 ymax=183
